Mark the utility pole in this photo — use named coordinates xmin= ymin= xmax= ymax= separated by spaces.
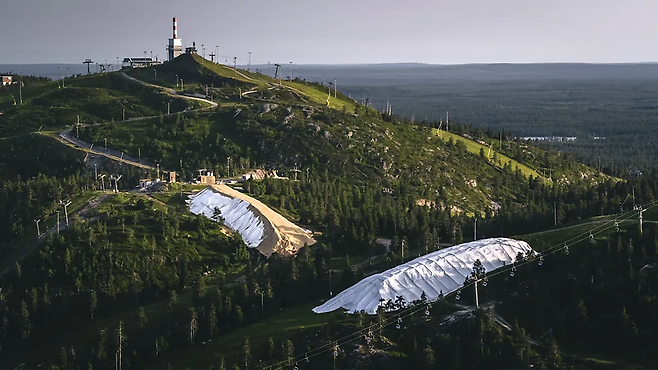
xmin=289 ymin=61 xmax=293 ymax=80
xmin=474 ymin=278 xmax=479 ymax=308
xmin=233 ymin=57 xmax=237 ymax=79
xmin=329 ymin=269 xmax=333 ymax=296
xmin=99 ymin=174 xmax=106 ymax=192
xmin=19 ymin=77 xmax=23 ymax=104
xmin=473 ymin=218 xmax=477 ymax=241
xmin=34 ymin=219 xmax=41 ymax=236
xmin=292 ymin=163 xmax=301 ymax=181
xmin=248 ymin=51 xmax=251 ymax=72
xmin=554 ymin=202 xmax=557 ymax=226
xmin=122 ymin=108 xmax=125 ymax=121
xmin=639 ymin=208 xmax=645 ymax=235
xmin=157 ymin=163 xmax=160 ymax=180
xmin=111 ymin=175 xmax=122 ymax=193
xmin=60 ymin=200 xmax=72 ymax=226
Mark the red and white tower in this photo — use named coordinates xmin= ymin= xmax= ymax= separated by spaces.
xmin=168 ymin=17 xmax=183 ymax=61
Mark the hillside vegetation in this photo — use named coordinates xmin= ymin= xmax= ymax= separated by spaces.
xmin=0 ymin=72 xmax=203 ymax=136
xmin=1 ymin=55 xmax=655 ymax=370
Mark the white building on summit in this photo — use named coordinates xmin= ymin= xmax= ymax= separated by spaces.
xmin=313 ymin=238 xmax=537 ymax=315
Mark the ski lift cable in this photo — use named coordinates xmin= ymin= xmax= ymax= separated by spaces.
xmin=263 ymin=198 xmax=658 ymax=369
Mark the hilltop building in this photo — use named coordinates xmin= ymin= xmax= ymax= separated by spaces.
xmin=121 ymin=57 xmax=161 ymax=69
xmin=185 ymin=42 xmax=198 ymax=55
xmin=197 ymin=170 xmax=216 ymax=185
xmin=167 ymin=17 xmax=183 ymax=61
xmin=241 ymin=169 xmax=284 ymax=181
xmin=1 ymin=76 xmax=12 ymax=86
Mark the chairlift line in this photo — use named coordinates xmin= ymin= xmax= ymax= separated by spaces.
xmin=263 ymin=197 xmax=658 ymax=370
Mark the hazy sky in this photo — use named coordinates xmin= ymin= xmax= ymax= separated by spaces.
xmin=2 ymin=0 xmax=657 ymax=65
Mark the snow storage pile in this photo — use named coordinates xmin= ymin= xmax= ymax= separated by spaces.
xmin=313 ymin=238 xmax=536 ymax=314
xmin=187 ymin=185 xmax=316 ymax=256
xmin=187 ymin=187 xmax=265 ymax=249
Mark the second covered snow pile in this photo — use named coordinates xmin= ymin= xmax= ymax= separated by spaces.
xmin=313 ymin=237 xmax=536 ymax=314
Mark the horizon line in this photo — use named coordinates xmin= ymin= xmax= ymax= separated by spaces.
xmin=2 ymin=60 xmax=658 ymax=67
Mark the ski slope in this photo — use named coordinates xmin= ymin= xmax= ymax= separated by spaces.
xmin=313 ymin=238 xmax=536 ymax=314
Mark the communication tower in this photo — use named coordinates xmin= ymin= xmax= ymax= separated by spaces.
xmin=167 ymin=17 xmax=183 ymax=61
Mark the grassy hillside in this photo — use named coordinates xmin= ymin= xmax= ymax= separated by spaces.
xmin=79 ymin=105 xmax=527 ymax=216
xmin=0 ymin=72 xmax=203 ymax=137
xmin=433 ymin=129 xmax=614 ymax=186
xmin=127 ymin=54 xmax=357 ymax=112
xmin=435 ymin=129 xmax=545 ymax=180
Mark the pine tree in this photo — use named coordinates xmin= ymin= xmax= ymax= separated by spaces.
xmin=242 ymin=336 xmax=251 ymax=369
xmin=136 ymin=306 xmax=148 ymax=329
xmin=208 ymin=304 xmax=217 ymax=339
xmin=422 ymin=344 xmax=436 ymax=370
xmin=282 ymin=339 xmax=294 ymax=366
xmin=115 ymin=321 xmax=125 ymax=370
xmin=89 ymin=291 xmax=97 ymax=320
xmin=20 ymin=299 xmax=31 ymax=339
xmin=266 ymin=337 xmax=275 ymax=359
xmin=216 ymin=355 xmax=225 ymax=370
xmin=189 ymin=307 xmax=198 ymax=345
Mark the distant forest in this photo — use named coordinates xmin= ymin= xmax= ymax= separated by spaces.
xmin=283 ymin=63 xmax=658 ymax=172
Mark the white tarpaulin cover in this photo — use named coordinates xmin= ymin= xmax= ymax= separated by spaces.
xmin=313 ymin=237 xmax=535 ymax=314
xmin=187 ymin=187 xmax=265 ymax=249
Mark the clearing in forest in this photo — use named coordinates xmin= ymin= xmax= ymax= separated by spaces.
xmin=190 ymin=184 xmax=316 ymax=256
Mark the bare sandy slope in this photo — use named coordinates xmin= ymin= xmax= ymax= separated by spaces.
xmin=210 ymin=184 xmax=316 ymax=256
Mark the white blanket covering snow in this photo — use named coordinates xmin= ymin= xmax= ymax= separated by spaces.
xmin=313 ymin=237 xmax=536 ymax=314
xmin=187 ymin=187 xmax=265 ymax=249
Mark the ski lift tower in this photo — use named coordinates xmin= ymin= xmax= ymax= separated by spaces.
xmin=83 ymin=59 xmax=93 ymax=74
